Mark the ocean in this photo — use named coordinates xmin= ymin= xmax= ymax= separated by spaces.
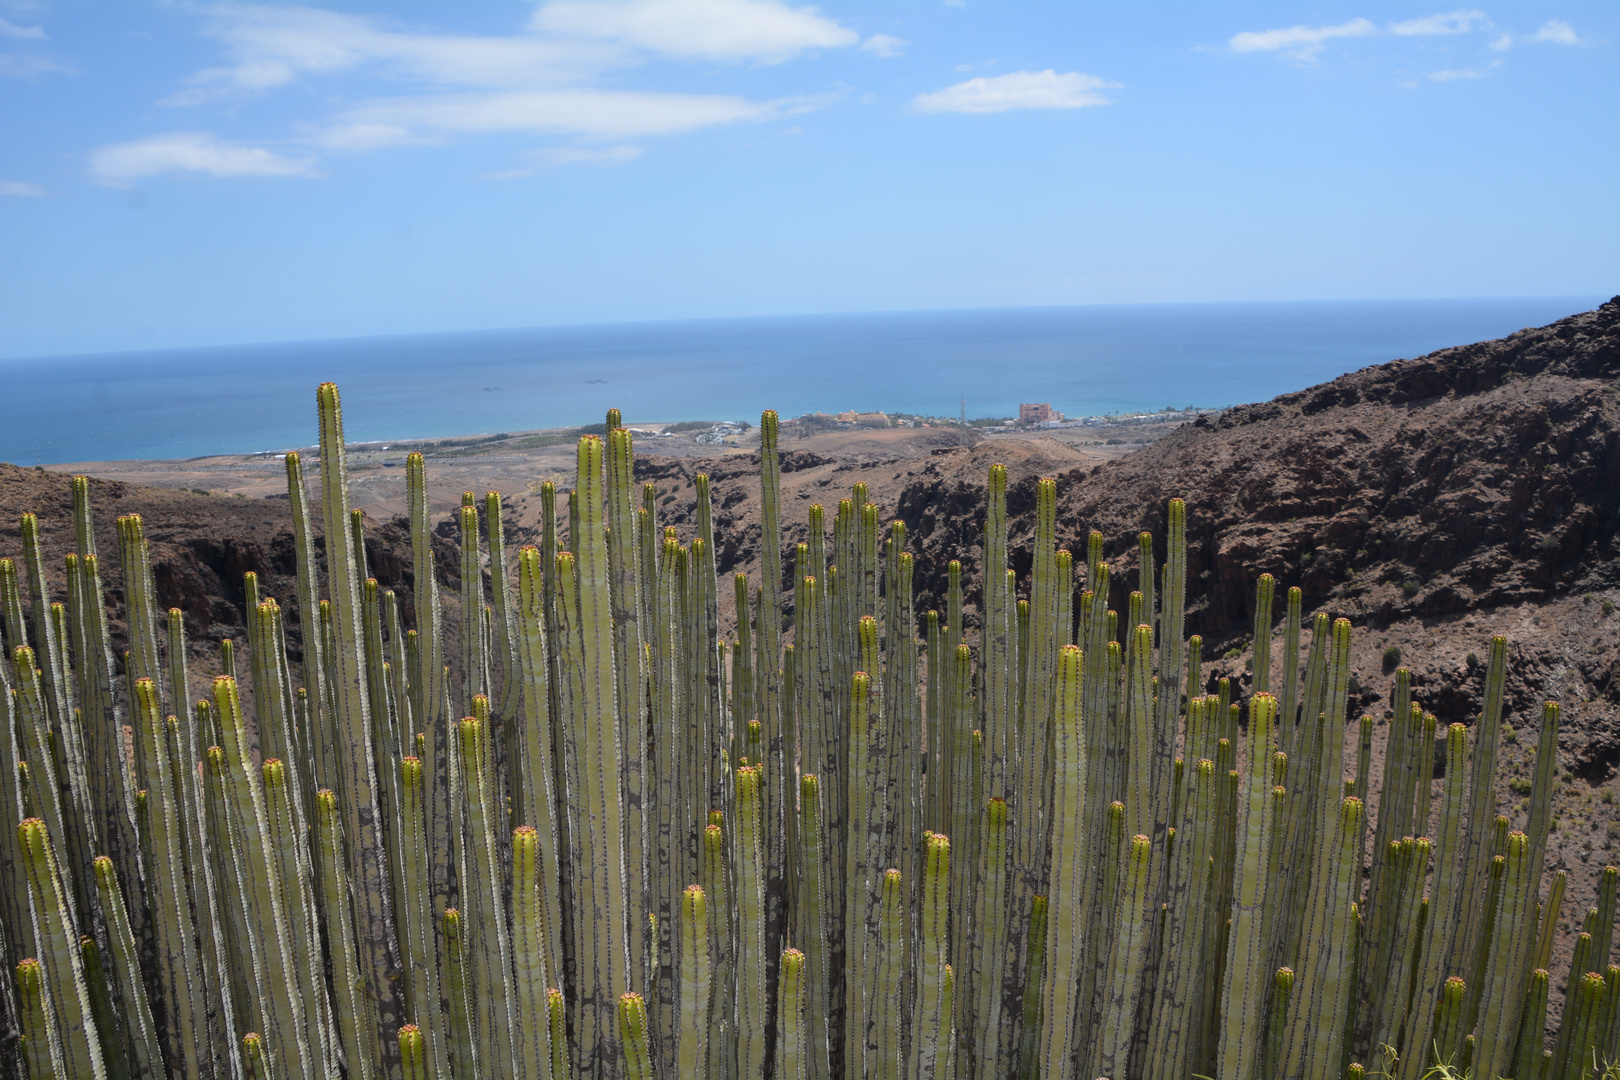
xmin=1 ymin=296 xmax=1602 ymax=464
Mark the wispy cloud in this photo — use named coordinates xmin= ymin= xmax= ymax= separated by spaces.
xmin=0 ymin=51 xmax=72 ymax=77
xmin=315 ymin=88 xmax=817 ymax=145
xmin=1426 ymin=60 xmax=1500 ymax=81
xmin=487 ymin=144 xmax=643 ymax=178
xmin=1389 ymin=9 xmax=1489 ymax=36
xmin=0 ymin=180 xmax=44 ymax=196
xmin=168 ymin=4 xmax=618 ymax=105
xmin=89 ymin=132 xmax=322 ymax=186
xmin=139 ymin=2 xmax=848 ymax=181
xmin=913 ymin=70 xmax=1117 ymax=114
xmin=0 ymin=15 xmax=44 ymax=38
xmin=1228 ymin=18 xmax=1377 ymax=61
xmin=860 ymin=33 xmax=907 ymax=59
xmin=530 ymin=0 xmax=858 ymax=63
xmin=1531 ymin=19 xmax=1579 ymax=46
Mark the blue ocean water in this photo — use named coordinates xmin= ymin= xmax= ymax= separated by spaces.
xmin=1 ymin=297 xmax=1603 ymax=464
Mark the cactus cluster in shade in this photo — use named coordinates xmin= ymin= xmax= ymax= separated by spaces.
xmin=0 ymin=384 xmax=1615 ymax=1080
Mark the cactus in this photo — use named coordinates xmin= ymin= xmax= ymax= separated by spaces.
xmin=17 ymin=956 xmax=63 ymax=1080
xmin=19 ymin=818 xmax=105 ymax=1079
xmin=1218 ymin=691 xmax=1279 ymax=1080
xmin=7 ymin=383 xmax=1617 ymax=1080
xmin=619 ymin=992 xmax=654 ymax=1080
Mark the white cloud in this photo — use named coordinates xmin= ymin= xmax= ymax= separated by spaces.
xmin=1427 ymin=63 xmax=1494 ymax=81
xmin=89 ymin=132 xmax=322 ymax=186
xmin=0 ymin=16 xmax=44 ymax=38
xmin=530 ymin=0 xmax=857 ymax=63
xmin=1390 ymin=9 xmax=1489 ymax=36
xmin=1531 ymin=19 xmax=1579 ymax=46
xmin=1228 ymin=18 xmax=1377 ymax=61
xmin=0 ymin=180 xmax=43 ymax=196
xmin=488 ymin=144 xmax=643 ymax=177
xmin=1489 ymin=32 xmax=1513 ymax=50
xmin=321 ymin=88 xmax=816 ymax=143
xmin=913 ymin=70 xmax=1117 ymax=114
xmin=0 ymin=51 xmax=72 ymax=77
xmin=169 ymin=3 xmax=618 ymax=104
xmin=860 ymin=33 xmax=907 ymax=58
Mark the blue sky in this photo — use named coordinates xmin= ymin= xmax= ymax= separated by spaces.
xmin=1 ymin=1 xmax=1614 ymax=360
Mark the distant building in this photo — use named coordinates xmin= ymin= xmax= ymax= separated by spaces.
xmin=1019 ymin=403 xmax=1064 ymax=424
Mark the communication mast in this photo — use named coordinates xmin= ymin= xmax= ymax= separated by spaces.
xmin=960 ymin=392 xmax=966 ymax=426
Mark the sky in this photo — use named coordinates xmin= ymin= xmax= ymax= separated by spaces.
xmin=1 ymin=0 xmax=1615 ymax=360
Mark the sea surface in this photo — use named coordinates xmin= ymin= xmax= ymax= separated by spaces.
xmin=1 ymin=296 xmax=1603 ymax=464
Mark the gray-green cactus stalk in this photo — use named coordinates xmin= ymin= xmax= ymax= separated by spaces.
xmin=19 ymin=818 xmax=105 ymax=1079
xmin=315 ymin=384 xmax=405 ymax=1053
xmin=17 ymin=956 xmax=63 ymax=1080
xmin=1218 ymin=691 xmax=1279 ymax=1080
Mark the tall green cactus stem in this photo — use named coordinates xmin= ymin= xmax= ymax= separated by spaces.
xmin=515 ymin=547 xmax=565 ymax=972
xmin=775 ymin=948 xmax=808 ymax=1080
xmin=1370 ymin=836 xmax=1430 ymax=1056
xmin=913 ymin=832 xmax=952 ymax=1080
xmin=736 ymin=765 xmax=769 ymax=1080
xmin=1513 ymin=969 xmax=1550 ymax=1080
xmin=1555 ymin=972 xmax=1606 ymax=1080
xmin=317 ymin=788 xmax=379 ymax=1080
xmin=1590 ymin=872 xmax=1617 ymax=985
xmin=798 ymin=776 xmax=831 ymax=1080
xmin=1041 ymin=644 xmax=1089 ymax=1080
xmin=604 ymin=428 xmax=651 ymax=1000
xmin=130 ymin=679 xmax=205 ymax=1080
xmin=398 ymin=758 xmax=450 ymax=1080
xmin=757 ymin=411 xmax=788 ymax=979
xmin=844 ymin=668 xmax=880 ymax=1076
xmin=981 ymin=464 xmax=1013 ymax=804
xmin=1397 ymin=723 xmax=1469 ymax=1080
xmin=263 ymin=757 xmax=334 ymax=1077
xmin=12 ymin=649 xmax=76 ymax=930
xmin=559 ymin=435 xmax=635 ymax=1079
xmin=459 ymin=712 xmax=516 ymax=1077
xmin=459 ymin=496 xmax=488 ymax=715
xmin=17 ymin=957 xmax=63 ymax=1080
xmin=92 ymin=857 xmax=160 ymax=1080
xmin=513 ymin=826 xmax=557 ymax=1080
xmin=548 ymin=988 xmax=570 ymax=1080
xmin=676 ymin=885 xmax=713 ymax=1080
xmin=74 ymin=942 xmax=122 ymax=1080
xmin=241 ymin=1033 xmax=270 ymax=1080
xmin=1527 ymin=703 xmax=1560 ymax=894
xmin=969 ymin=796 xmax=1010 ymax=1080
xmin=702 ymin=823 xmax=733 ymax=1080
xmin=1219 ymin=692 xmax=1279 ymax=1080
xmin=619 ymin=993 xmax=653 ymax=1080
xmin=214 ymin=675 xmax=311 ymax=1079
xmin=19 ymin=818 xmax=105 ymax=1079
xmin=1095 ymin=833 xmax=1152 ymax=1080
xmin=0 ymin=649 xmax=35 ymax=971
xmin=1015 ymin=894 xmax=1047 ymax=1080
xmin=1450 ymin=636 xmax=1508 ymax=984
xmin=1265 ymin=967 xmax=1294 ymax=1080
xmin=486 ymin=491 xmax=521 ymax=722
xmin=442 ymin=908 xmax=475 ymax=1078
xmin=398 ymin=1024 xmax=427 ymax=1080
xmin=1535 ymin=871 xmax=1566 ymax=974
xmin=870 ymin=869 xmax=905 ymax=1080
xmin=1278 ymin=796 xmax=1363 ymax=1080
xmin=315 ymin=384 xmax=404 ymax=1052
xmin=405 ymin=451 xmax=452 ymax=924
xmin=1146 ymin=757 xmax=1218 ymax=1080
xmin=1251 ymin=572 xmax=1275 ymax=694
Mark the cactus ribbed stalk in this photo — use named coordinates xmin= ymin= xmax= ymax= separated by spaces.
xmin=20 ymin=818 xmax=105 ymax=1079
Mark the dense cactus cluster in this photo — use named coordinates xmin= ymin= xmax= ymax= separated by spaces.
xmin=0 ymin=381 xmax=1616 ymax=1080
